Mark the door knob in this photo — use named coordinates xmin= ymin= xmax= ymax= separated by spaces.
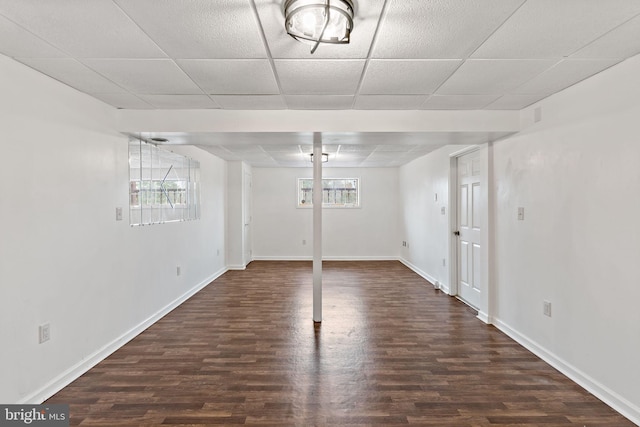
xmin=454 ymin=231 xmax=460 ymax=236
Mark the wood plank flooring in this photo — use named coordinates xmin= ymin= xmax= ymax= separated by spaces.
xmin=47 ymin=261 xmax=634 ymax=426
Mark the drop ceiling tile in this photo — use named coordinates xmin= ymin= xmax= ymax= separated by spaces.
xmin=337 ymin=145 xmax=376 ymax=153
xmin=16 ymin=58 xmax=127 ymax=94
xmin=203 ymin=132 xmax=310 ymax=146
xmin=320 ymin=133 xmax=364 ymax=145
xmin=113 ymin=0 xmax=267 ymax=59
xmin=0 ymin=0 xmax=167 ymax=58
xmin=222 ymin=145 xmax=266 ymax=154
xmin=360 ymin=60 xmax=461 ymax=94
xmin=197 ymin=145 xmax=241 ymax=161
xmin=177 ymin=60 xmax=279 ymax=94
xmin=0 ymin=15 xmax=66 ymax=58
xmin=334 ymin=157 xmax=369 ymax=165
xmin=211 ymin=95 xmax=287 ymax=110
xmin=572 ymin=14 xmax=640 ymax=59
xmin=485 ymin=94 xmax=547 ymax=110
xmin=353 ymin=95 xmax=427 ymax=110
xmin=372 ymin=0 xmax=525 ymax=58
xmin=284 ymin=95 xmax=354 ymax=109
xmin=83 ymin=59 xmax=203 ymax=94
xmin=254 ymin=0 xmax=385 ymax=59
xmin=436 ymin=59 xmax=558 ymax=95
xmin=320 ymin=145 xmax=340 ymax=154
xmin=275 ymin=60 xmax=365 ymax=95
xmin=421 ymin=94 xmax=500 ymax=110
xmin=375 ymin=145 xmax=417 ymax=152
xmin=261 ymin=145 xmax=304 ymax=153
xmin=141 ymin=132 xmax=220 ymax=145
xmin=365 ymin=152 xmax=405 ymax=161
xmin=472 ymin=0 xmax=640 ymax=58
xmin=514 ymin=59 xmax=620 ymax=95
xmin=336 ymin=153 xmax=370 ymax=159
xmin=91 ymin=93 xmax=153 ymax=109
xmin=138 ymin=94 xmax=220 ymax=109
xmin=269 ymin=152 xmax=308 ymax=163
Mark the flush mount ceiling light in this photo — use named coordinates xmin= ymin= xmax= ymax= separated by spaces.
xmin=310 ymin=153 xmax=329 ymax=163
xmin=285 ymin=0 xmax=354 ymax=54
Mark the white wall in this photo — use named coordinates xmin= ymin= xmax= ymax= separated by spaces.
xmin=0 ymin=55 xmax=227 ymax=403
xmin=491 ymin=55 xmax=640 ymax=421
xmin=398 ymin=145 xmax=470 ymax=290
xmin=398 ymin=55 xmax=640 ymax=423
xmin=252 ymin=167 xmax=399 ymax=260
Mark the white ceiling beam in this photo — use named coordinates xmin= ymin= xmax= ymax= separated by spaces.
xmin=116 ymin=109 xmax=520 ymax=133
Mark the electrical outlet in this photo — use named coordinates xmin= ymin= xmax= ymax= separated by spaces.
xmin=302 ymin=239 xmax=306 ymax=246
xmin=402 ymin=241 xmax=406 ymax=247
xmin=543 ymin=301 xmax=552 ymax=317
xmin=216 ymin=249 xmax=220 ymax=256
xmin=442 ymin=258 xmax=446 ymax=267
xmin=39 ymin=323 xmax=50 ymax=344
xmin=115 ymin=207 xmax=123 ymax=221
xmin=176 ymin=266 xmax=181 ymax=276
xmin=441 ymin=206 xmax=446 ymax=215
xmin=517 ymin=207 xmax=525 ymax=221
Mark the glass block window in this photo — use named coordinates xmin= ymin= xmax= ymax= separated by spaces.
xmin=129 ymin=138 xmax=200 ymax=226
xmin=298 ymin=178 xmax=359 ymax=208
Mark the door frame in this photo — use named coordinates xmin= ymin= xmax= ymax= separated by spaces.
xmin=242 ymin=168 xmax=253 ymax=267
xmin=448 ymin=144 xmax=492 ymax=324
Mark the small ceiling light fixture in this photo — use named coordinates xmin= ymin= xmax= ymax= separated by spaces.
xmin=285 ymin=0 xmax=354 ymax=54
xmin=310 ymin=153 xmax=329 ymax=163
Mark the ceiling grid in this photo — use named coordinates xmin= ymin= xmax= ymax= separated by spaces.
xmin=1 ymin=0 xmax=639 ymax=166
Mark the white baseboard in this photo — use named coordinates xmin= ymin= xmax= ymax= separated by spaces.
xmin=227 ymin=264 xmax=247 ymax=270
xmin=493 ymin=318 xmax=640 ymax=425
xmin=252 ymin=256 xmax=399 ymax=261
xmin=20 ymin=267 xmax=228 ymax=405
xmin=252 ymin=255 xmax=311 ymax=261
xmin=324 ymin=256 xmax=399 ymax=261
xmin=399 ymin=258 xmax=440 ymax=289
xmin=477 ymin=310 xmax=490 ymax=324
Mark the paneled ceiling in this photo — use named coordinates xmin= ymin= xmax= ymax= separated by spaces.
xmin=2 ymin=0 xmax=640 ymax=166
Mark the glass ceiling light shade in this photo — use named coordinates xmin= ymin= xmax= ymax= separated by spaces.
xmin=285 ymin=0 xmax=354 ymax=54
xmin=310 ymin=153 xmax=329 ymax=163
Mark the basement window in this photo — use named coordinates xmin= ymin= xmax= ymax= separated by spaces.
xmin=298 ymin=178 xmax=359 ymax=208
xmin=129 ymin=138 xmax=200 ymax=226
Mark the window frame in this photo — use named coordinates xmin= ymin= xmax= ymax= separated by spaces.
xmin=297 ymin=177 xmax=360 ymax=209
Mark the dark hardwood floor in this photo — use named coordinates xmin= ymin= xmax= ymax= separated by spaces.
xmin=47 ymin=261 xmax=634 ymax=426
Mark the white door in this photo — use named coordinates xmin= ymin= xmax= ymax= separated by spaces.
xmin=243 ymin=171 xmax=252 ymax=266
xmin=456 ymin=150 xmax=482 ymax=309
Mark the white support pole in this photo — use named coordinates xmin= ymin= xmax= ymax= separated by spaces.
xmin=312 ymin=133 xmax=322 ymax=323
